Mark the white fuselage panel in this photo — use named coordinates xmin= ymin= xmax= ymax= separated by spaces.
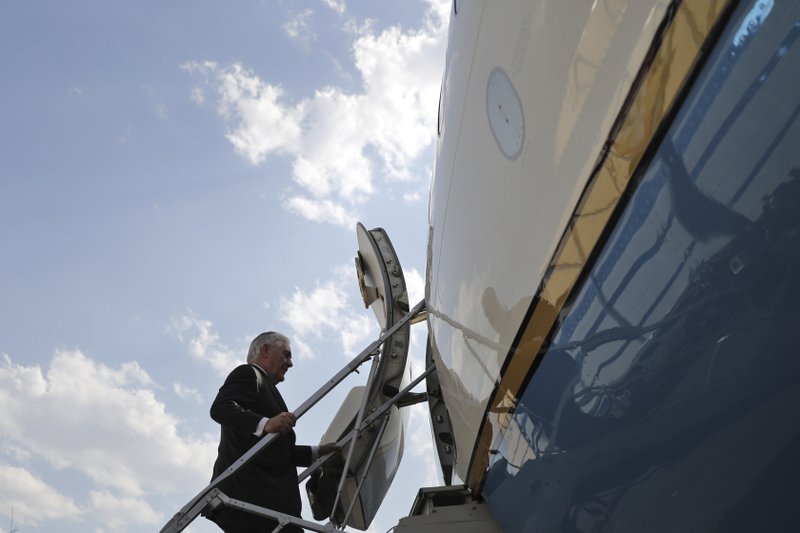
xmin=426 ymin=0 xmax=671 ymax=481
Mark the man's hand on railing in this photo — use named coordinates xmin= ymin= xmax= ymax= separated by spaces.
xmin=264 ymin=412 xmax=297 ymax=433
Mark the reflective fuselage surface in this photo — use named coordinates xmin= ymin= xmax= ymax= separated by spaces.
xmin=427 ymin=0 xmax=672 ymax=483
xmin=427 ymin=0 xmax=800 ymax=531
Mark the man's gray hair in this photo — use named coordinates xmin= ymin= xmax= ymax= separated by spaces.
xmin=247 ymin=331 xmax=289 ymax=363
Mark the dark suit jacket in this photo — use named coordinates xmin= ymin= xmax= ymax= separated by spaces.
xmin=208 ymin=363 xmax=312 ymax=532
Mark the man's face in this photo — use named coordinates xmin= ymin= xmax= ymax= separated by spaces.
xmin=260 ymin=341 xmax=293 ymax=384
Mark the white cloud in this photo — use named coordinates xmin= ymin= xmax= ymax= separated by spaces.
xmin=169 ymin=311 xmax=241 ymax=375
xmin=182 ymin=2 xmax=448 ymax=225
xmin=427 ymin=0 xmax=452 ymax=25
xmin=322 ymin=0 xmax=346 ymax=15
xmin=279 ymin=265 xmax=424 ymax=363
xmin=284 ymin=8 xmax=316 ymax=46
xmin=284 ymin=195 xmax=357 ymax=227
xmin=174 ymin=382 xmax=204 ymax=404
xmin=403 ymin=190 xmax=422 ymax=203
xmin=406 ymin=403 xmax=438 ymax=486
xmin=280 ymin=275 xmax=377 ymax=359
xmin=404 ymin=267 xmax=425 ymax=307
xmin=340 ymin=313 xmax=375 ymax=356
xmin=190 ymin=86 xmax=205 ymax=104
xmin=299 ymin=87 xmax=375 ymax=200
xmin=217 ymin=64 xmax=303 ymax=164
xmin=179 ymin=60 xmax=218 ymax=75
xmin=0 ymin=463 xmax=82 ymax=526
xmin=291 ymin=155 xmax=335 ymax=197
xmin=350 ymin=15 xmax=445 ymax=181
xmin=0 ymin=352 xmax=217 ymax=531
xmin=88 ymin=490 xmax=162 ymax=531
xmin=288 ymin=335 xmax=316 ymax=361
xmin=282 ymin=281 xmax=350 ymax=337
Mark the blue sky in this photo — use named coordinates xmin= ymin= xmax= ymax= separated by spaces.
xmin=0 ymin=1 xmax=449 ymax=531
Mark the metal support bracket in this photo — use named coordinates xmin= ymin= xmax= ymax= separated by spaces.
xmin=205 ymin=488 xmax=338 ymax=533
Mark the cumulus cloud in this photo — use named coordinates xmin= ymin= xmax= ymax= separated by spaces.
xmin=339 ymin=313 xmax=376 ymax=356
xmin=0 ymin=463 xmax=81 ymax=526
xmin=285 ymin=195 xmax=358 ymax=227
xmin=280 ymin=273 xmax=376 ymax=360
xmin=174 ymin=382 xmax=204 ymax=404
xmin=349 ymin=12 xmax=446 ymax=180
xmin=182 ymin=0 xmax=448 ymax=225
xmin=279 ymin=265 xmax=425 ymax=362
xmin=88 ymin=490 xmax=162 ymax=531
xmin=0 ymin=352 xmax=217 ymax=531
xmin=216 ymin=64 xmax=304 ymax=164
xmin=169 ymin=311 xmax=241 ymax=375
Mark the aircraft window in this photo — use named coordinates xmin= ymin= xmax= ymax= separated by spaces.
xmin=481 ymin=1 xmax=800 ymax=531
xmin=486 ymin=67 xmax=525 ymax=160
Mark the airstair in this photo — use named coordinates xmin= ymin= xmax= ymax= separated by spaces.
xmin=159 ymin=224 xmax=430 ymax=533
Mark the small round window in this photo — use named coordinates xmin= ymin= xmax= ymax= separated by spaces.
xmin=486 ymin=67 xmax=525 ymax=160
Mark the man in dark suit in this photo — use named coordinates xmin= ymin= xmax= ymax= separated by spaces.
xmin=206 ymin=331 xmax=338 ymax=532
